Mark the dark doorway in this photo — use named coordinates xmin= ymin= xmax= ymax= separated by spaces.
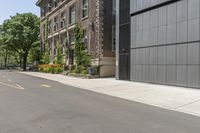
xmin=119 ymin=53 xmax=130 ymax=80
xmin=118 ymin=0 xmax=130 ymax=80
xmin=69 ymin=49 xmax=74 ymax=65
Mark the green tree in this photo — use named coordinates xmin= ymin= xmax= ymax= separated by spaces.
xmin=28 ymin=41 xmax=41 ymax=64
xmin=74 ymin=23 xmax=91 ymax=68
xmin=55 ymin=41 xmax=64 ymax=64
xmin=2 ymin=13 xmax=40 ymax=71
xmin=42 ymin=45 xmax=50 ymax=64
xmin=0 ymin=38 xmax=8 ymax=68
xmin=0 ymin=25 xmax=12 ymax=68
xmin=41 ymin=19 xmax=50 ymax=64
xmin=63 ymin=38 xmax=69 ymax=64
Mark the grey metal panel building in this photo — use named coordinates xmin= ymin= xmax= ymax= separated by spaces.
xmin=117 ymin=0 xmax=200 ymax=88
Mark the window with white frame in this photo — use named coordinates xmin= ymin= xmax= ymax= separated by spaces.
xmin=60 ymin=12 xmax=66 ymax=28
xmin=54 ymin=16 xmax=58 ymax=31
xmin=48 ymin=20 xmax=52 ymax=34
xmin=41 ymin=6 xmax=46 ymax=17
xmin=82 ymin=0 xmax=88 ymax=18
xmin=60 ymin=35 xmax=65 ymax=54
xmin=43 ymin=24 xmax=46 ymax=38
xmin=48 ymin=0 xmax=52 ymax=12
xmin=69 ymin=4 xmax=76 ymax=25
xmin=69 ymin=32 xmax=75 ymax=46
xmin=54 ymin=0 xmax=58 ymax=8
xmin=112 ymin=25 xmax=116 ymax=52
xmin=54 ymin=38 xmax=57 ymax=55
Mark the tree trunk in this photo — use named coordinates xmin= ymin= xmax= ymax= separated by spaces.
xmin=20 ymin=54 xmax=22 ymax=69
xmin=22 ymin=53 xmax=28 ymax=71
xmin=3 ymin=51 xmax=8 ymax=68
xmin=4 ymin=56 xmax=7 ymax=68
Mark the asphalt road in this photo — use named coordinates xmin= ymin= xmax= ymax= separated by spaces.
xmin=0 ymin=70 xmax=200 ymax=133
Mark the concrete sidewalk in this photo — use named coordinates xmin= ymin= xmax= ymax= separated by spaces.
xmin=21 ymin=72 xmax=200 ymax=117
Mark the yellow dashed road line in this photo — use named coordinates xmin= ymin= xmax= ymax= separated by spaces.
xmin=41 ymin=84 xmax=51 ymax=88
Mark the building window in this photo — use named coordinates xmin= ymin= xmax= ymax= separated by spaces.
xmin=54 ymin=38 xmax=57 ymax=55
xmin=48 ymin=20 xmax=52 ymax=34
xmin=69 ymin=4 xmax=76 ymax=25
xmin=48 ymin=0 xmax=52 ymax=12
xmin=61 ymin=35 xmax=65 ymax=54
xmin=83 ymin=29 xmax=88 ymax=48
xmin=112 ymin=0 xmax=116 ymax=16
xmin=82 ymin=0 xmax=88 ymax=18
xmin=41 ymin=6 xmax=46 ymax=17
xmin=49 ymin=38 xmax=53 ymax=55
xmin=112 ymin=26 xmax=116 ymax=51
xmin=60 ymin=12 xmax=66 ymax=29
xmin=54 ymin=17 xmax=58 ymax=31
xmin=43 ymin=24 xmax=46 ymax=39
xmin=112 ymin=0 xmax=116 ymax=52
xmin=69 ymin=32 xmax=75 ymax=46
xmin=68 ymin=32 xmax=74 ymax=65
xmin=54 ymin=0 xmax=58 ymax=8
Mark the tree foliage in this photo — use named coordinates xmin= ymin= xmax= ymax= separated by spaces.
xmin=0 ymin=24 xmax=12 ymax=67
xmin=63 ymin=38 xmax=69 ymax=63
xmin=74 ymin=23 xmax=91 ymax=68
xmin=55 ymin=42 xmax=64 ymax=64
xmin=42 ymin=46 xmax=50 ymax=64
xmin=41 ymin=19 xmax=50 ymax=64
xmin=1 ymin=13 xmax=40 ymax=70
xmin=28 ymin=41 xmax=41 ymax=64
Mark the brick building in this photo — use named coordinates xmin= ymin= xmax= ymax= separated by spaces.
xmin=36 ymin=0 xmax=116 ymax=77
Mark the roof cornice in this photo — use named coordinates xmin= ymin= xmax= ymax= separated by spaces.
xmin=36 ymin=0 xmax=45 ymax=6
xmin=36 ymin=0 xmax=41 ymax=6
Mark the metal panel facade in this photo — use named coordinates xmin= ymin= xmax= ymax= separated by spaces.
xmin=129 ymin=0 xmax=200 ymax=88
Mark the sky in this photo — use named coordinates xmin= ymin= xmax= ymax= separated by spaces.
xmin=0 ymin=0 xmax=40 ymax=24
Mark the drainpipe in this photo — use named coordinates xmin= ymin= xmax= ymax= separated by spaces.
xmin=97 ymin=0 xmax=102 ymax=76
xmin=115 ymin=0 xmax=119 ymax=79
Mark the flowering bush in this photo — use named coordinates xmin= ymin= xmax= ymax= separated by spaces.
xmin=38 ymin=64 xmax=63 ymax=74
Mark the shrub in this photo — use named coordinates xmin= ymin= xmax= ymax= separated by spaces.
xmin=43 ymin=67 xmax=48 ymax=73
xmin=64 ymin=65 xmax=69 ymax=71
xmin=74 ymin=65 xmax=86 ymax=74
xmin=88 ymin=66 xmax=100 ymax=75
xmin=81 ymin=69 xmax=88 ymax=75
xmin=38 ymin=64 xmax=63 ymax=74
xmin=74 ymin=23 xmax=92 ymax=68
xmin=71 ymin=69 xmax=76 ymax=74
xmin=41 ymin=42 xmax=50 ymax=64
xmin=70 ymin=65 xmax=76 ymax=72
xmin=54 ymin=67 xmax=63 ymax=74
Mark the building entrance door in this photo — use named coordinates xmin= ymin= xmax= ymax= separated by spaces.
xmin=69 ymin=49 xmax=74 ymax=65
xmin=119 ymin=51 xmax=130 ymax=80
